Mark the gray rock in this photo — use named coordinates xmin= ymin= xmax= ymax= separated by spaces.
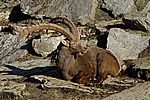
xmin=134 ymin=0 xmax=149 ymax=11
xmin=103 ymin=82 xmax=150 ymax=100
xmin=31 ymin=75 xmax=102 ymax=100
xmin=123 ymin=57 xmax=150 ymax=80
xmin=32 ymin=75 xmax=103 ymax=94
xmin=123 ymin=11 xmax=150 ymax=32
xmin=107 ymin=28 xmax=150 ymax=62
xmin=101 ymin=0 xmax=137 ymax=17
xmin=142 ymin=1 xmax=150 ymax=12
xmin=20 ymin=0 xmax=98 ymax=25
xmin=8 ymin=59 xmax=51 ymax=68
xmin=0 ymin=0 xmax=20 ymax=12
xmin=32 ymin=34 xmax=65 ymax=57
xmin=0 ymin=80 xmax=27 ymax=99
xmin=138 ymin=45 xmax=150 ymax=58
xmin=0 ymin=34 xmax=28 ymax=64
xmin=95 ymin=19 xmax=123 ymax=32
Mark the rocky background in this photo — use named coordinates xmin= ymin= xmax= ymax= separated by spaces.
xmin=0 ymin=0 xmax=150 ymax=100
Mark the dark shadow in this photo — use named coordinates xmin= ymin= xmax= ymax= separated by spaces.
xmin=96 ymin=28 xmax=108 ymax=49
xmin=106 ymin=24 xmax=127 ymax=30
xmin=106 ymin=23 xmax=148 ymax=32
xmin=138 ymin=45 xmax=150 ymax=58
xmin=122 ymin=19 xmax=148 ymax=32
xmin=8 ymin=4 xmax=37 ymax=23
xmin=100 ymin=4 xmax=114 ymax=18
xmin=20 ymin=38 xmax=42 ymax=57
xmin=0 ymin=64 xmax=63 ymax=79
xmin=124 ymin=63 xmax=150 ymax=81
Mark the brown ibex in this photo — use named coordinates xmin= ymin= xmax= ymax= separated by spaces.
xmin=51 ymin=16 xmax=121 ymax=84
xmin=18 ymin=17 xmax=121 ymax=84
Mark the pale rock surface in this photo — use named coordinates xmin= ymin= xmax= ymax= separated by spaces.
xmin=20 ymin=0 xmax=98 ymax=25
xmin=107 ymin=28 xmax=150 ymax=61
xmin=101 ymin=0 xmax=137 ymax=17
xmin=103 ymin=82 xmax=150 ymax=100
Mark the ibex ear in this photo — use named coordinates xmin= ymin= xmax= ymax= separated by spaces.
xmin=62 ymin=40 xmax=69 ymax=47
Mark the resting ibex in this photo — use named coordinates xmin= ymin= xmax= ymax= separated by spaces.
xmin=18 ymin=16 xmax=121 ymax=84
xmin=51 ymin=16 xmax=121 ymax=84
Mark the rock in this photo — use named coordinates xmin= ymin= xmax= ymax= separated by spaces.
xmin=123 ymin=11 xmax=150 ymax=32
xmin=124 ymin=57 xmax=150 ymax=80
xmin=107 ymin=28 xmax=150 ymax=62
xmin=0 ymin=34 xmax=28 ymax=64
xmin=8 ymin=59 xmax=51 ymax=68
xmin=31 ymin=75 xmax=102 ymax=100
xmin=0 ymin=11 xmax=10 ymax=22
xmin=142 ymin=1 xmax=150 ymax=12
xmin=0 ymin=0 xmax=20 ymax=12
xmin=32 ymin=34 xmax=65 ymax=57
xmin=20 ymin=0 xmax=98 ymax=25
xmin=95 ymin=19 xmax=123 ymax=32
xmin=95 ymin=0 xmax=113 ymax=21
xmin=134 ymin=0 xmax=149 ymax=11
xmin=138 ymin=45 xmax=150 ymax=58
xmin=103 ymin=82 xmax=150 ymax=100
xmin=0 ymin=80 xmax=27 ymax=99
xmin=101 ymin=0 xmax=137 ymax=17
xmin=32 ymin=75 xmax=103 ymax=94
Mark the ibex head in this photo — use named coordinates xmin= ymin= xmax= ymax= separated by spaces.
xmin=51 ymin=16 xmax=86 ymax=55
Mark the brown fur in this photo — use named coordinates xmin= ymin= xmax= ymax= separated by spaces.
xmin=51 ymin=16 xmax=121 ymax=84
xmin=56 ymin=43 xmax=96 ymax=84
xmin=19 ymin=16 xmax=121 ymax=84
xmin=56 ymin=44 xmax=121 ymax=84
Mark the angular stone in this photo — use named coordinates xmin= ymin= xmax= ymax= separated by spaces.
xmin=20 ymin=0 xmax=98 ymax=25
xmin=142 ymin=1 xmax=150 ymax=12
xmin=103 ymin=82 xmax=150 ymax=100
xmin=32 ymin=34 xmax=65 ymax=57
xmin=0 ymin=81 xmax=27 ymax=99
xmin=101 ymin=0 xmax=137 ymax=17
xmin=0 ymin=34 xmax=28 ymax=64
xmin=134 ymin=0 xmax=149 ymax=11
xmin=107 ymin=28 xmax=150 ymax=61
xmin=123 ymin=11 xmax=150 ymax=32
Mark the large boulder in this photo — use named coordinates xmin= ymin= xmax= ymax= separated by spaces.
xmin=107 ymin=28 xmax=150 ymax=62
xmin=20 ymin=0 xmax=98 ymax=25
xmin=103 ymin=82 xmax=150 ymax=100
xmin=101 ymin=0 xmax=137 ymax=17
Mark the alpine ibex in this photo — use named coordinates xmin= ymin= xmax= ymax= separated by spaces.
xmin=51 ymin=16 xmax=121 ymax=84
xmin=18 ymin=16 xmax=121 ymax=84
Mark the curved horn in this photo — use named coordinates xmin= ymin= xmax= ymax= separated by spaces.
xmin=18 ymin=23 xmax=76 ymax=41
xmin=50 ymin=16 xmax=79 ymax=38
